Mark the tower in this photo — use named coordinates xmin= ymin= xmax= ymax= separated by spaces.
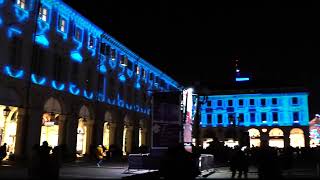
xmin=234 ymin=56 xmax=250 ymax=82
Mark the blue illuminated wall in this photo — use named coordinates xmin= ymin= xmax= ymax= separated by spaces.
xmin=200 ymin=92 xmax=309 ymax=128
xmin=0 ymin=0 xmax=181 ymax=115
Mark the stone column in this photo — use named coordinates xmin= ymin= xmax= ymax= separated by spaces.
xmin=25 ymin=109 xmax=43 ymax=158
xmin=85 ymin=120 xmax=94 ymax=154
xmin=58 ymin=115 xmax=67 ymax=145
xmin=284 ymin=129 xmax=290 ymax=148
xmin=13 ymin=108 xmax=25 ymax=158
xmin=109 ymin=122 xmax=117 ymax=146
xmin=65 ymin=115 xmax=78 ymax=156
xmin=303 ymin=128 xmax=310 ymax=147
xmin=125 ymin=125 xmax=134 ymax=154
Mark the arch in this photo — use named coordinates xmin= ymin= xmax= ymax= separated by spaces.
xmin=122 ymin=113 xmax=133 ymax=155
xmin=0 ymin=86 xmax=22 ymax=107
xmin=43 ymin=97 xmax=62 ymax=114
xmin=79 ymin=105 xmax=90 ymax=119
xmin=269 ymin=128 xmax=284 ymax=148
xmin=290 ymin=128 xmax=305 ymax=148
xmin=248 ymin=128 xmax=260 ymax=138
xmin=0 ymin=106 xmax=19 ymax=155
xmin=248 ymin=128 xmax=261 ymax=148
xmin=269 ymin=128 xmax=284 ymax=137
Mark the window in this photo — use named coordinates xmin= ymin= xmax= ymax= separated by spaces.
xmin=100 ymin=43 xmax=106 ymax=55
xmin=39 ymin=5 xmax=48 ymax=22
xmin=58 ymin=16 xmax=66 ymax=32
xmin=217 ymin=114 xmax=223 ymax=124
xmin=228 ymin=114 xmax=235 ymax=125
xmin=261 ymin=99 xmax=266 ymax=106
xmin=207 ymin=101 xmax=212 ymax=107
xmin=142 ymin=68 xmax=146 ymax=78
xmin=228 ymin=100 xmax=233 ymax=106
xmin=249 ymin=99 xmax=255 ymax=106
xmin=250 ymin=113 xmax=256 ymax=123
xmin=217 ymin=100 xmax=222 ymax=107
xmin=111 ymin=49 xmax=116 ymax=60
xmin=149 ymin=73 xmax=154 ymax=81
xmin=272 ymin=112 xmax=278 ymax=122
xmin=293 ymin=112 xmax=299 ymax=122
xmin=88 ymin=35 xmax=95 ymax=48
xmin=207 ymin=114 xmax=212 ymax=125
xmin=74 ymin=27 xmax=82 ymax=41
xmin=17 ymin=0 xmax=26 ymax=9
xmin=127 ymin=60 xmax=133 ymax=69
xmin=272 ymin=98 xmax=278 ymax=105
xmin=97 ymin=74 xmax=104 ymax=92
xmin=261 ymin=113 xmax=267 ymax=122
xmin=238 ymin=113 xmax=244 ymax=123
xmin=238 ymin=99 xmax=244 ymax=106
xmin=292 ymin=97 xmax=299 ymax=105
xmin=135 ymin=64 xmax=140 ymax=75
xmin=32 ymin=45 xmax=46 ymax=76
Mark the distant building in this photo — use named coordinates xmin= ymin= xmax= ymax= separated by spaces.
xmin=199 ymin=88 xmax=309 ymax=148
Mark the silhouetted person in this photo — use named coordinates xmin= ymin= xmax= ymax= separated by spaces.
xmin=39 ymin=141 xmax=52 ymax=178
xmin=96 ymin=145 xmax=104 ymax=167
xmin=0 ymin=143 xmax=7 ymax=163
xmin=229 ymin=146 xmax=248 ymax=178
xmin=256 ymin=143 xmax=282 ymax=179
xmin=28 ymin=144 xmax=40 ymax=179
xmin=159 ymin=143 xmax=200 ymax=179
xmin=50 ymin=146 xmax=61 ymax=179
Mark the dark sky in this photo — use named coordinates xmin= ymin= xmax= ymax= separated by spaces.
xmin=63 ymin=0 xmax=320 ymax=116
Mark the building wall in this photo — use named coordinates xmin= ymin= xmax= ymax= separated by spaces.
xmin=0 ymin=0 xmax=180 ymax=159
xmin=199 ymin=92 xmax=310 ymax=148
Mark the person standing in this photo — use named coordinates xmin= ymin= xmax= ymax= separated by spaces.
xmin=0 ymin=143 xmax=7 ymax=163
xmin=96 ymin=145 xmax=104 ymax=167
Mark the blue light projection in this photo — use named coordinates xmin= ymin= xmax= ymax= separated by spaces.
xmin=31 ymin=74 xmax=46 ymax=85
xmin=87 ymin=34 xmax=96 ymax=57
xmin=83 ymin=90 xmax=94 ymax=100
xmin=119 ymin=74 xmax=126 ymax=82
xmin=109 ymin=56 xmax=117 ymax=69
xmin=4 ymin=66 xmax=24 ymax=79
xmin=98 ymin=55 xmax=107 ymax=74
xmin=135 ymin=82 xmax=141 ymax=89
xmin=0 ymin=17 xmax=3 ymax=27
xmin=0 ymin=0 xmax=5 ymax=5
xmin=68 ymin=83 xmax=80 ymax=95
xmin=200 ymin=92 xmax=309 ymax=128
xmin=236 ymin=77 xmax=250 ymax=82
xmin=35 ymin=3 xmax=51 ymax=47
xmin=51 ymin=80 xmax=65 ymax=91
xmin=107 ymin=98 xmax=116 ymax=105
xmin=70 ymin=26 xmax=84 ymax=63
xmin=13 ymin=3 xmax=29 ymax=22
xmin=7 ymin=27 xmax=22 ymax=38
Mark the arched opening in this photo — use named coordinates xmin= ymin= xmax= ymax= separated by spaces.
xmin=269 ymin=128 xmax=284 ymax=148
xmin=103 ymin=111 xmax=113 ymax=150
xmin=248 ymin=128 xmax=261 ymax=147
xmin=290 ymin=128 xmax=305 ymax=148
xmin=40 ymin=97 xmax=62 ymax=148
xmin=139 ymin=120 xmax=147 ymax=147
xmin=0 ymin=106 xmax=19 ymax=157
xmin=76 ymin=105 xmax=93 ymax=157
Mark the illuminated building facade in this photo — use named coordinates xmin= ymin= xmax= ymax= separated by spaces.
xmin=199 ymin=89 xmax=310 ymax=148
xmin=0 ymin=0 xmax=180 ymax=159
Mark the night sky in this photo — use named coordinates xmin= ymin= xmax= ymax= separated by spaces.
xmin=63 ymin=0 xmax=320 ymax=116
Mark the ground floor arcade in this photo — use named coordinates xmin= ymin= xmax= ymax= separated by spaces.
xmin=0 ymin=85 xmax=151 ymax=160
xmin=200 ymin=126 xmax=310 ymax=149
